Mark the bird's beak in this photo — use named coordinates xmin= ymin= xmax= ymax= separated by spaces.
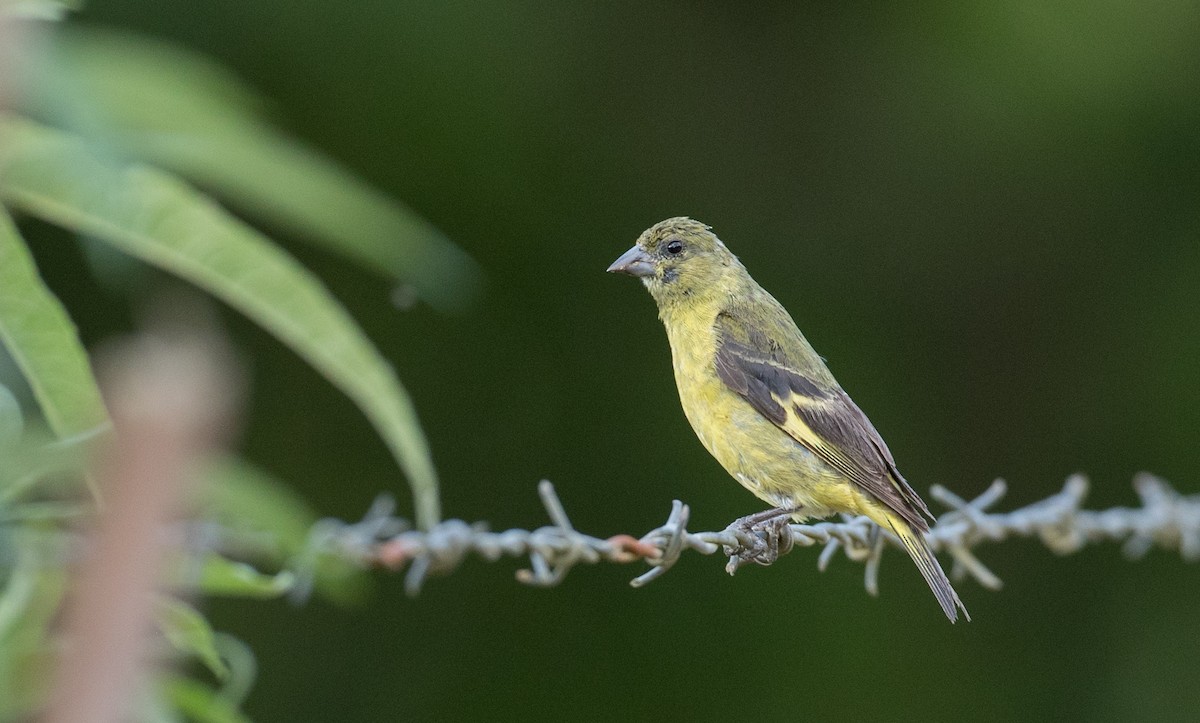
xmin=606 ymin=245 xmax=655 ymax=278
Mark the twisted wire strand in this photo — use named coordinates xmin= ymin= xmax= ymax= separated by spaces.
xmin=296 ymin=473 xmax=1200 ymax=600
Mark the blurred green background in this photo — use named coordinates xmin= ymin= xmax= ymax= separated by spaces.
xmin=24 ymin=1 xmax=1200 ymax=720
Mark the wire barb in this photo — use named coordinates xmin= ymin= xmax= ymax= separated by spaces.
xmin=296 ymin=473 xmax=1200 ymax=602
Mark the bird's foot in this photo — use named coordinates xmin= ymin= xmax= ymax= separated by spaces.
xmin=722 ymin=507 xmax=800 ymax=574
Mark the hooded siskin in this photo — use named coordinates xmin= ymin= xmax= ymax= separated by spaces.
xmin=608 ymin=217 xmax=968 ymax=622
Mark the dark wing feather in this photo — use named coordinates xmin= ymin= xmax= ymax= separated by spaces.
xmin=714 ymin=315 xmax=933 ymax=531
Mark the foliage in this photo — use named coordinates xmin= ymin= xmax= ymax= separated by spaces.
xmin=0 ymin=5 xmax=472 ymax=719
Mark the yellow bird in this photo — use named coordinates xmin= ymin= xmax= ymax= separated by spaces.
xmin=608 ymin=217 xmax=968 ymax=622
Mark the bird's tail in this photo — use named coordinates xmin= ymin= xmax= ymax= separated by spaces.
xmin=883 ymin=513 xmax=970 ymax=623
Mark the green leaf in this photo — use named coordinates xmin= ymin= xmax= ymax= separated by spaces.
xmin=154 ymin=596 xmax=229 ymax=680
xmin=0 ymin=206 xmax=108 ymax=441
xmin=30 ymin=27 xmax=481 ymax=311
xmin=0 ymin=115 xmax=441 ymax=529
xmin=189 ymin=554 xmax=294 ymax=599
xmin=141 ymin=131 xmax=481 ymax=311
xmin=159 ymin=675 xmax=252 ymax=723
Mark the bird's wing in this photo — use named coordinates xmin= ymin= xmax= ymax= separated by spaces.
xmin=714 ymin=314 xmax=933 ymax=531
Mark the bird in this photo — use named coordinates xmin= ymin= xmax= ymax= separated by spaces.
xmin=607 ymin=217 xmax=968 ymax=622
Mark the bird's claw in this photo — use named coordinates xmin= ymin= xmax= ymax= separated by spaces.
xmin=722 ymin=508 xmax=798 ymax=574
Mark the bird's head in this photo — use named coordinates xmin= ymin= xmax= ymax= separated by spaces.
xmin=607 ymin=217 xmax=741 ymax=308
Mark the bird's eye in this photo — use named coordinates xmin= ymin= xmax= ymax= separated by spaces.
xmin=665 ymin=239 xmax=684 ymax=255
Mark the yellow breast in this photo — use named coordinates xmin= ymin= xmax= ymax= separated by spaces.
xmin=658 ymin=302 xmax=862 ymax=518
xmin=660 ymin=303 xmax=725 ymax=451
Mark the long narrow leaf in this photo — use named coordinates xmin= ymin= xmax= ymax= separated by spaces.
xmin=135 ymin=132 xmax=482 ymax=311
xmin=0 ymin=205 xmax=108 ymax=439
xmin=28 ymin=28 xmax=480 ymax=311
xmin=0 ymin=115 xmax=441 ymax=528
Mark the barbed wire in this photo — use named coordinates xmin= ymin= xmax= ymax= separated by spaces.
xmin=292 ymin=473 xmax=1199 ymax=602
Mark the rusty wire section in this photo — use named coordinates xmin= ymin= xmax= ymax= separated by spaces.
xmin=295 ymin=473 xmax=1200 ymax=600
